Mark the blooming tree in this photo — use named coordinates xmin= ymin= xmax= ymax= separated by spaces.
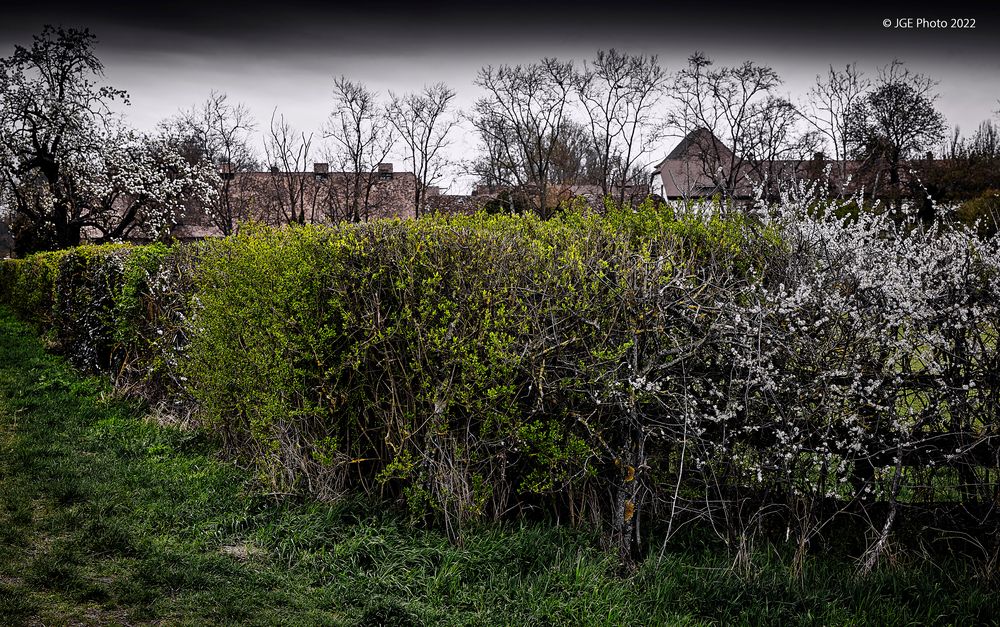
xmin=0 ymin=26 xmax=217 ymax=253
xmin=77 ymin=126 xmax=219 ymax=242
xmin=0 ymin=26 xmax=126 ymax=252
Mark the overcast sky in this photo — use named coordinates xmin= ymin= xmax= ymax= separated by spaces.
xmin=1 ymin=1 xmax=998 ymax=192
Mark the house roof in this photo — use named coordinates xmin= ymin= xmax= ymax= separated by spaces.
xmin=653 ymin=127 xmax=936 ymax=199
xmin=656 ymin=128 xmax=734 ymax=168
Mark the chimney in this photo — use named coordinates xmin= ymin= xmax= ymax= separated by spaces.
xmin=378 ymin=163 xmax=393 ymax=180
xmin=270 ymin=165 xmax=280 ymax=174
xmin=313 ymin=162 xmax=329 ymax=175
xmin=926 ymin=151 xmax=934 ymax=162
xmin=813 ymin=151 xmax=825 ymax=161
xmin=218 ymin=162 xmax=234 ymax=180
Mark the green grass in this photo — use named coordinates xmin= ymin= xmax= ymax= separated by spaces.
xmin=0 ymin=307 xmax=996 ymax=626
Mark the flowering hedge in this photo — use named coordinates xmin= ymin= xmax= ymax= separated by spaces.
xmin=2 ymin=203 xmax=998 ymax=568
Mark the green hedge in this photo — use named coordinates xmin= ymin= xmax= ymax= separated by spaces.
xmin=0 ymin=207 xmax=773 ymax=556
xmin=177 ymin=210 xmax=772 ymax=532
xmin=0 ymin=249 xmax=68 ymax=329
xmin=53 ymin=243 xmax=173 ymax=374
xmin=1 ymin=243 xmax=178 ymax=390
xmin=956 ymin=189 xmax=1000 ymax=237
xmin=7 ymin=205 xmax=995 ymax=567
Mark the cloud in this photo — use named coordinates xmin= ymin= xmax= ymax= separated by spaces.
xmin=3 ymin=0 xmax=997 ymax=193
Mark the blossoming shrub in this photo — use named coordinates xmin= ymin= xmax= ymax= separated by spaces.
xmin=0 ymin=243 xmax=183 ymax=400
xmin=687 ymin=185 xmax=1000 ymax=566
xmin=51 ymin=243 xmax=171 ymax=373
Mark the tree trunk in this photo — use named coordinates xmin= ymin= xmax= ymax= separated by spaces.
xmin=860 ymin=445 xmax=903 ymax=574
xmin=612 ymin=428 xmax=644 ymax=569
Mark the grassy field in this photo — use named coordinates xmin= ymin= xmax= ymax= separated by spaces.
xmin=0 ymin=308 xmax=996 ymax=626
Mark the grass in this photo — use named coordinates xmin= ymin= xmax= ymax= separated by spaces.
xmin=0 ymin=307 xmax=997 ymax=626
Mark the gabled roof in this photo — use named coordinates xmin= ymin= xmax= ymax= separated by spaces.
xmin=657 ymin=128 xmax=733 ymax=167
xmin=652 ymin=127 xmax=932 ymax=200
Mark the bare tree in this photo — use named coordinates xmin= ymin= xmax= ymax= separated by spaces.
xmin=472 ymin=58 xmax=574 ymax=217
xmin=744 ymin=96 xmax=822 ymax=200
xmin=387 ymin=83 xmax=457 ymax=218
xmin=969 ymin=120 xmax=1000 ymax=159
xmin=467 ymin=109 xmax=516 ymax=191
xmin=262 ymin=110 xmax=316 ymax=225
xmin=802 ymin=64 xmax=870 ymax=185
xmin=324 ymin=77 xmax=395 ymax=223
xmin=574 ymin=49 xmax=668 ymax=205
xmin=845 ymin=60 xmax=946 ymax=208
xmin=166 ymin=92 xmax=258 ymax=235
xmin=546 ymin=119 xmax=602 ymax=186
xmin=666 ymin=53 xmax=811 ymax=205
xmin=944 ymin=120 xmax=999 ymax=161
xmin=464 ymin=110 xmax=531 ymax=213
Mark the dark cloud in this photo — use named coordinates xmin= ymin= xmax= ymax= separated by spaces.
xmin=2 ymin=0 xmax=996 ymax=191
xmin=3 ymin=1 xmax=995 ymax=57
xmin=0 ymin=0 xmax=995 ymax=84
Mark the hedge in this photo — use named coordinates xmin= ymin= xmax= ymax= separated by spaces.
xmin=2 ymin=203 xmax=997 ymax=569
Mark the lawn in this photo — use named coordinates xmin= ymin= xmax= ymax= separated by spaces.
xmin=0 ymin=308 xmax=995 ymax=626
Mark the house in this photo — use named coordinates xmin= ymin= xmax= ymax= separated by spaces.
xmin=652 ymin=128 xmax=929 ymax=203
xmin=167 ymin=162 xmax=423 ymax=240
xmin=655 ymin=129 xmax=746 ymax=200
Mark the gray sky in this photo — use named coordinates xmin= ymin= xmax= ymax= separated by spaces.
xmin=2 ymin=1 xmax=998 ymax=192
